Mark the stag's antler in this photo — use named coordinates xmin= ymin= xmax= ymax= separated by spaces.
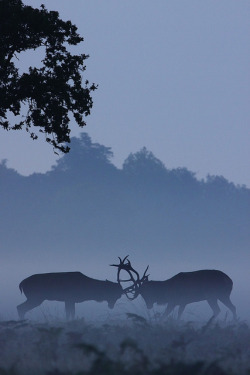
xmin=111 ymin=255 xmax=140 ymax=285
xmin=141 ymin=265 xmax=150 ymax=283
xmin=110 ymin=255 xmax=149 ymax=300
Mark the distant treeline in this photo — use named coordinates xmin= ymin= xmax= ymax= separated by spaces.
xmin=0 ymin=133 xmax=249 ymax=262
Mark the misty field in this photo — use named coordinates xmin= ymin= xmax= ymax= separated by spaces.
xmin=0 ymin=315 xmax=249 ymax=375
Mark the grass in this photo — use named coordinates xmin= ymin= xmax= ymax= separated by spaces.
xmin=0 ymin=315 xmax=249 ymax=375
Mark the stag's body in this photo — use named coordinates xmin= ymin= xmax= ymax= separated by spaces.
xmin=139 ymin=270 xmax=237 ymax=320
xmin=17 ymin=272 xmax=122 ymax=320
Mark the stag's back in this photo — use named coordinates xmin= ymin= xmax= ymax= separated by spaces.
xmin=140 ymin=269 xmax=234 ymax=306
xmin=166 ymin=270 xmax=233 ymax=303
xmin=19 ymin=272 xmax=88 ymax=301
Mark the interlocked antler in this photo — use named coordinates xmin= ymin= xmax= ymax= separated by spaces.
xmin=141 ymin=265 xmax=149 ymax=283
xmin=110 ymin=255 xmax=149 ymax=300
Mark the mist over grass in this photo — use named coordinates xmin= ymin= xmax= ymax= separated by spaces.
xmin=0 ymin=276 xmax=248 ymax=324
xmin=0 ymin=315 xmax=249 ymax=375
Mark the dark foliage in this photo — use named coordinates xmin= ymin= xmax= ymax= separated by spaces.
xmin=0 ymin=319 xmax=248 ymax=374
xmin=0 ymin=0 xmax=97 ymax=152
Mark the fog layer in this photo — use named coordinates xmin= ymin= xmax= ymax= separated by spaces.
xmin=0 ymin=133 xmax=249 ymax=320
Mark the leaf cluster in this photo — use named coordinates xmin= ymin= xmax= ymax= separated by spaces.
xmin=0 ymin=0 xmax=97 ymax=152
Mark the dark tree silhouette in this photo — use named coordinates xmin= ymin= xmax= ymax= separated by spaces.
xmin=123 ymin=147 xmax=167 ymax=177
xmin=0 ymin=0 xmax=97 ymax=152
xmin=53 ymin=133 xmax=114 ymax=173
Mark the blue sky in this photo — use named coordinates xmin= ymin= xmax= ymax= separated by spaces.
xmin=1 ymin=0 xmax=249 ymax=186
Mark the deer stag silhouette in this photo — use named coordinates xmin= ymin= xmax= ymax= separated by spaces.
xmin=17 ymin=271 xmax=123 ymax=319
xmin=111 ymin=256 xmax=237 ymax=320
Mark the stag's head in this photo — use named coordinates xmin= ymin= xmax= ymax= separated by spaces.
xmin=105 ymin=280 xmax=123 ymax=308
xmin=110 ymin=255 xmax=149 ymax=300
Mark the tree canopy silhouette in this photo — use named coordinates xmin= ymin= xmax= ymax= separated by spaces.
xmin=51 ymin=133 xmax=115 ymax=176
xmin=0 ymin=0 xmax=97 ymax=152
xmin=123 ymin=147 xmax=167 ymax=178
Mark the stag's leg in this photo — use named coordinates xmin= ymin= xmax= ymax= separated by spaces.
xmin=177 ymin=304 xmax=186 ymax=320
xmin=70 ymin=303 xmax=76 ymax=319
xmin=17 ymin=298 xmax=43 ymax=319
xmin=65 ymin=301 xmax=75 ymax=320
xmin=219 ymin=296 xmax=237 ymax=320
xmin=207 ymin=298 xmax=220 ymax=318
xmin=164 ymin=302 xmax=175 ymax=318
